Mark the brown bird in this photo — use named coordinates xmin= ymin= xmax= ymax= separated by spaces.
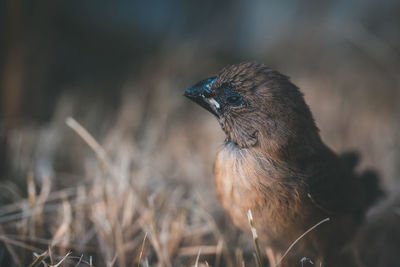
xmin=184 ymin=62 xmax=382 ymax=267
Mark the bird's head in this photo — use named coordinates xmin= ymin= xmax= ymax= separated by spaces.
xmin=185 ymin=62 xmax=321 ymax=156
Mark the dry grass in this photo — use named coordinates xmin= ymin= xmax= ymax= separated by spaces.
xmin=1 ymin=125 xmax=240 ymax=265
xmin=1 ymin=117 xmax=244 ymax=266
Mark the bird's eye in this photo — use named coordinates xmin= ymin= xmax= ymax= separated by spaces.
xmin=227 ymin=95 xmax=240 ymax=103
xmin=224 ymin=89 xmax=244 ymax=106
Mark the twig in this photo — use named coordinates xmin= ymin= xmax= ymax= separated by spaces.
xmin=0 ymin=225 xmax=21 ymax=266
xmin=247 ymin=210 xmax=263 ymax=267
xmin=138 ymin=232 xmax=148 ymax=267
xmin=74 ymin=254 xmax=84 ymax=267
xmin=29 ymin=250 xmax=48 ymax=267
xmin=274 ymin=218 xmax=330 ymax=267
xmin=0 ymin=235 xmax=42 ymax=252
xmin=178 ymin=245 xmax=221 ymax=256
xmin=52 ymin=251 xmax=72 ymax=267
xmin=194 ymin=247 xmax=202 ymax=267
xmin=65 ymin=117 xmax=109 ymax=165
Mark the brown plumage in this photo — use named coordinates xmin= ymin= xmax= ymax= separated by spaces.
xmin=184 ymin=62 xmax=382 ymax=267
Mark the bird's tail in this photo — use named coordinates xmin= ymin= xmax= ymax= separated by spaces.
xmin=359 ymin=169 xmax=384 ymax=209
xmin=339 ymin=151 xmax=384 ymax=213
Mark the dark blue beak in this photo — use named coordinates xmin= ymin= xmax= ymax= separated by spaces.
xmin=184 ymin=77 xmax=220 ymax=117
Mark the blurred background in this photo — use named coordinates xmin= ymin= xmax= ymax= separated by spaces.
xmin=1 ymin=0 xmax=400 ymax=266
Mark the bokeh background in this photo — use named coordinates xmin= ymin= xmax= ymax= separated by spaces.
xmin=1 ymin=1 xmax=400 ymax=266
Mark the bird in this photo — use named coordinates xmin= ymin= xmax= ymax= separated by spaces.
xmin=184 ymin=62 xmax=382 ymax=267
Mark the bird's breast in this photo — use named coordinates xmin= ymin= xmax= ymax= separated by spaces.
xmin=214 ymin=142 xmax=282 ymax=231
xmin=214 ymin=142 xmax=311 ymax=245
xmin=214 ymin=142 xmax=255 ymax=230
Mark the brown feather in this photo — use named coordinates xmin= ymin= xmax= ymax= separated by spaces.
xmin=187 ymin=62 xmax=383 ymax=266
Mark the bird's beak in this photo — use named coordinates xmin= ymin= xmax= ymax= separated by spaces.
xmin=184 ymin=77 xmax=220 ymax=117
